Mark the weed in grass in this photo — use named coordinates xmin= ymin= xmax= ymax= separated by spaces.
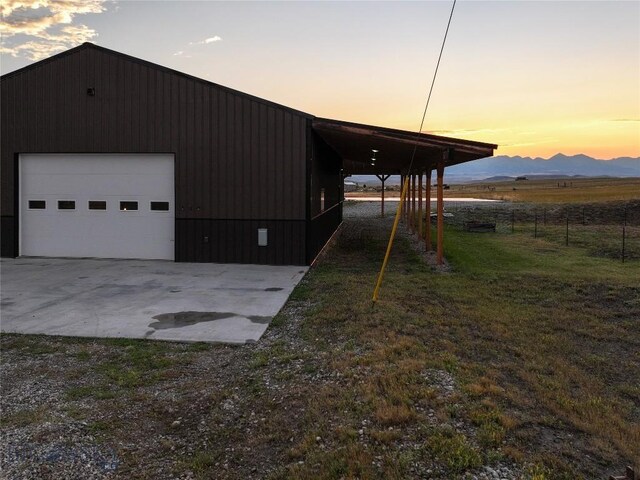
xmin=370 ymin=428 xmax=402 ymax=445
xmin=525 ymin=463 xmax=552 ymax=480
xmin=302 ymin=363 xmax=319 ymax=375
xmin=374 ymin=402 xmax=416 ymax=426
xmin=96 ymin=363 xmax=144 ymax=388
xmin=477 ymin=422 xmax=506 ymax=449
xmin=88 ymin=420 xmax=112 ymax=433
xmin=63 ymin=405 xmax=87 ymax=420
xmin=0 ymin=406 xmax=50 ymax=428
xmin=465 ymin=376 xmax=505 ymax=398
xmin=288 ymin=282 xmax=312 ymax=301
xmin=333 ymin=426 xmax=358 ymax=442
xmin=74 ymin=350 xmax=91 ymax=361
xmin=502 ymin=445 xmax=525 ymax=462
xmin=285 ymin=443 xmax=377 ymax=480
xmin=250 ymin=351 xmax=269 ymax=368
xmin=65 ymin=385 xmax=95 ymax=400
xmin=424 ymin=430 xmax=482 ymax=473
xmin=246 ymin=376 xmax=266 ymax=396
xmin=185 ymin=451 xmax=219 ymax=475
xmin=93 ymin=388 xmax=117 ymax=400
xmin=270 ymin=313 xmax=286 ymax=327
xmin=0 ymin=335 xmax=61 ymax=354
xmin=186 ymin=342 xmax=212 ymax=352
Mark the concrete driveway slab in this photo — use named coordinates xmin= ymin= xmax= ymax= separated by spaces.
xmin=0 ymin=258 xmax=307 ymax=344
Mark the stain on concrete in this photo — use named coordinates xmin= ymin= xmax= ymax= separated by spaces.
xmin=149 ymin=311 xmax=273 ymax=329
xmin=264 ymin=287 xmax=283 ymax=292
xmin=247 ymin=315 xmax=272 ymax=324
xmin=1 ymin=301 xmax=15 ymax=307
xmin=150 ymin=311 xmax=235 ymax=329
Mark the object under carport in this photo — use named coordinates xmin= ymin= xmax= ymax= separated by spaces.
xmin=464 ymin=221 xmax=496 ymax=233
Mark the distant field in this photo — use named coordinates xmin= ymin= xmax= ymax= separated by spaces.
xmin=346 ymin=177 xmax=640 ymax=204
xmin=446 ymin=177 xmax=640 ymax=203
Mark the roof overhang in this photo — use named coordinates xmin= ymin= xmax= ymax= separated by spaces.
xmin=312 ymin=118 xmax=497 ymax=175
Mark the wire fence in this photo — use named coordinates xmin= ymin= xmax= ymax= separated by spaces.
xmin=442 ymin=201 xmax=640 ymax=262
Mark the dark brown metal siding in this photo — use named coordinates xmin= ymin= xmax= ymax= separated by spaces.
xmin=306 ymin=130 xmax=343 ymax=262
xmin=310 ymin=131 xmax=343 ymax=218
xmin=1 ymin=45 xmax=309 ymax=264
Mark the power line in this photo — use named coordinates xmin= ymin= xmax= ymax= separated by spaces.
xmin=407 ymin=0 xmax=457 ymax=174
xmin=372 ymin=0 xmax=457 ymax=303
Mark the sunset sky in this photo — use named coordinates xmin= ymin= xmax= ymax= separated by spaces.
xmin=1 ymin=0 xmax=639 ymax=159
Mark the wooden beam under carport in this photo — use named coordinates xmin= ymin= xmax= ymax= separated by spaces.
xmin=425 ymin=168 xmax=432 ymax=251
xmin=375 ymin=174 xmax=391 ymax=217
xmin=436 ymin=155 xmax=446 ymax=265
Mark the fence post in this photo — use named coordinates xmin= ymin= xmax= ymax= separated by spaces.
xmin=565 ymin=210 xmax=569 ymax=246
xmin=534 ymin=210 xmax=538 ymax=238
xmin=511 ymin=209 xmax=515 ymax=234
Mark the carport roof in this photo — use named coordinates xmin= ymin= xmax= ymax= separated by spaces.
xmin=312 ymin=118 xmax=497 ymax=175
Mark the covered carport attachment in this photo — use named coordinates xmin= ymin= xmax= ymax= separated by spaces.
xmin=312 ymin=118 xmax=497 ymax=264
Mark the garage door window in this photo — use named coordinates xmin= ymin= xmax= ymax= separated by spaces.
xmin=120 ymin=201 xmax=138 ymax=211
xmin=88 ymin=201 xmax=107 ymax=210
xmin=150 ymin=201 xmax=169 ymax=211
xmin=28 ymin=200 xmax=46 ymax=209
xmin=58 ymin=200 xmax=75 ymax=210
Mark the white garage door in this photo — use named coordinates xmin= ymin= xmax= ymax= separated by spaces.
xmin=20 ymin=154 xmax=175 ymax=260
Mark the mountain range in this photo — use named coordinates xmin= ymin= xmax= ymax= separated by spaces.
xmin=347 ymin=154 xmax=640 ymax=184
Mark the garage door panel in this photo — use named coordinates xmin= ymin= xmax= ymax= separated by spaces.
xmin=20 ymin=154 xmax=175 ymax=260
xmin=23 ymin=174 xmax=174 ymax=198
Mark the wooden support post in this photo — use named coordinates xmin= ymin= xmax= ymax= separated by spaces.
xmin=404 ymin=174 xmax=410 ymax=224
xmin=376 ymin=174 xmax=390 ymax=217
xmin=418 ymin=172 xmax=423 ymax=240
xmin=381 ymin=178 xmax=385 ymax=217
xmin=408 ymin=174 xmax=412 ymax=232
xmin=408 ymin=175 xmax=414 ymax=232
xmin=408 ymin=174 xmax=411 ymax=229
xmin=425 ymin=169 xmax=432 ymax=251
xmin=411 ymin=174 xmax=416 ymax=233
xmin=437 ymin=161 xmax=445 ymax=265
xmin=400 ymin=175 xmax=405 ymax=222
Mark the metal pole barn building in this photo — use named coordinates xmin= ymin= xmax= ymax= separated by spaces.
xmin=0 ymin=43 xmax=495 ymax=265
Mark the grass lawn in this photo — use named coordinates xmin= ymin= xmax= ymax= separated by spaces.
xmin=1 ymin=208 xmax=639 ymax=479
xmin=285 ymin=216 xmax=639 ymax=479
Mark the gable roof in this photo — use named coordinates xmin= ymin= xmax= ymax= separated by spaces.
xmin=1 ymin=42 xmax=313 ymax=118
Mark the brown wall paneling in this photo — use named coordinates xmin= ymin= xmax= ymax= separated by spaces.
xmin=305 ymin=131 xmax=343 ymax=262
xmin=307 ymin=204 xmax=342 ymax=264
xmin=1 ymin=45 xmax=311 ymax=263
xmin=310 ymin=131 xmax=343 ymax=218
xmin=175 ymin=219 xmax=306 ymax=265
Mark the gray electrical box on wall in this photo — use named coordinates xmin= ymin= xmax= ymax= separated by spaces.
xmin=257 ymin=228 xmax=268 ymax=247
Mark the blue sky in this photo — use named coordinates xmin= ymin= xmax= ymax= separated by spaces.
xmin=1 ymin=1 xmax=639 ymax=158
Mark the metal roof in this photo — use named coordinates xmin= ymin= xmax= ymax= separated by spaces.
xmin=2 ymin=43 xmax=497 ymax=173
xmin=312 ymin=118 xmax=497 ymax=174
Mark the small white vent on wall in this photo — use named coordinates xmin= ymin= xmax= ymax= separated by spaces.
xmin=258 ymin=228 xmax=268 ymax=247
